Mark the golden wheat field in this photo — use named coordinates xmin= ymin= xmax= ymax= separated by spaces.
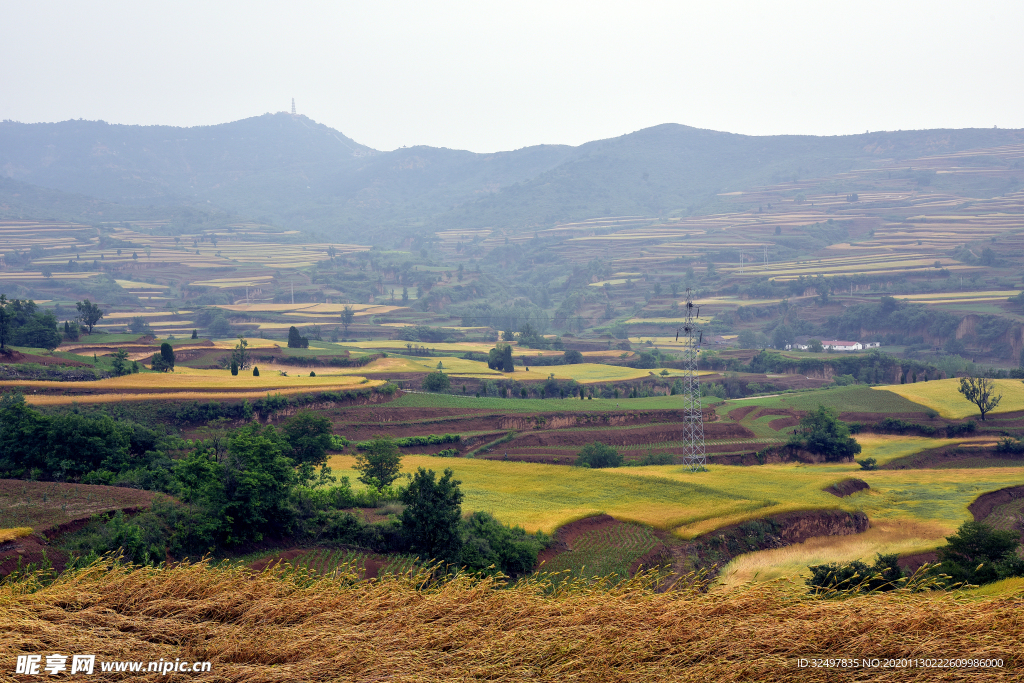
xmin=2 ymin=367 xmax=385 ymax=405
xmin=881 ymin=379 xmax=1024 ymax=419
xmin=1 ymin=560 xmax=1021 ymax=682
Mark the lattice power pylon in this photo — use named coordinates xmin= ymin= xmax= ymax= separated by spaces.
xmin=675 ymin=289 xmax=706 ymax=472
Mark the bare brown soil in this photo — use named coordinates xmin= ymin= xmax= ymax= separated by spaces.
xmin=728 ymin=405 xmax=758 ymax=421
xmin=509 ymin=422 xmax=754 ymax=449
xmin=0 ymin=534 xmax=68 ymax=576
xmin=968 ymin=485 xmax=1024 ymax=522
xmin=0 ymin=349 xmax=89 ymax=366
xmin=824 ymin=478 xmax=870 ymax=498
xmin=0 ymin=480 xmax=162 ymax=532
xmin=0 ymin=480 xmax=164 ymax=577
xmin=768 ymin=416 xmax=799 ymax=430
xmin=662 ymin=510 xmax=870 ymax=589
xmin=897 ymin=551 xmax=939 ymax=574
xmin=335 ymin=407 xmax=722 ymax=442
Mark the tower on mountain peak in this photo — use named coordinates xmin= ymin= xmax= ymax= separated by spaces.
xmin=291 ymin=98 xmax=296 ymax=115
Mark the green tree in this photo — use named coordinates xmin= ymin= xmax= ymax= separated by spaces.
xmin=575 ymin=441 xmax=622 ymax=468
xmin=807 ymin=339 xmax=824 ymax=353
xmin=340 ymin=305 xmax=355 ymax=338
xmin=401 ymin=467 xmax=464 ymax=563
xmin=460 ymin=511 xmax=544 ymax=576
xmin=160 ymin=342 xmax=175 ymax=371
xmin=282 ymin=411 xmax=333 ymax=469
xmin=354 ymin=435 xmax=402 ymax=492
xmin=287 ymin=326 xmax=308 ymax=349
xmin=936 ymin=521 xmax=1024 ymax=586
xmin=787 ymin=406 xmax=861 ymax=461
xmin=563 ymin=349 xmax=584 ymax=364
xmin=252 ymin=366 xmax=260 ymax=376
xmin=230 ymin=359 xmax=238 ymax=376
xmin=75 ymin=299 xmax=104 ymax=334
xmin=111 ymin=348 xmax=130 ymax=377
xmin=0 ymin=295 xmax=10 ymax=350
xmin=218 ymin=423 xmax=297 ymax=544
xmin=129 ymin=316 xmax=153 ymax=335
xmin=191 ymin=329 xmax=198 ymax=339
xmin=958 ymin=375 xmax=1002 ymax=421
xmin=423 ymin=371 xmax=451 ymax=392
xmin=232 ymin=336 xmax=250 ymax=369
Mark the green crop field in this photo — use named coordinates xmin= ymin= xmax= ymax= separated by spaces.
xmin=540 ymin=523 xmax=662 ymax=582
xmin=720 ymin=385 xmax=930 ymax=414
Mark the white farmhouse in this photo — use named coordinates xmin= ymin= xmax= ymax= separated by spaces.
xmin=821 ymin=340 xmax=863 ymax=351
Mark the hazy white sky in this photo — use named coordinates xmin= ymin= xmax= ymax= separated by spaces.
xmin=2 ymin=1 xmax=1022 ymax=152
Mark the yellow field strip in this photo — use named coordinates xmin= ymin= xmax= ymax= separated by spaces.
xmin=881 ymin=379 xmax=1024 ymax=419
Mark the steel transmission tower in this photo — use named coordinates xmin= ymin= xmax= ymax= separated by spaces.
xmin=675 ymin=289 xmax=706 ymax=472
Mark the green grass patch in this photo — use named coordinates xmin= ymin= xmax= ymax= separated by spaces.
xmin=725 ymin=386 xmax=929 ymax=415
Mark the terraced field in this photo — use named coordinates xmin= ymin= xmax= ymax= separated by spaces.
xmin=1 ymin=366 xmax=385 ymax=405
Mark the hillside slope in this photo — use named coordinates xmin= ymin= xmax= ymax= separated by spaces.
xmin=3 ymin=115 xmax=1023 ymax=239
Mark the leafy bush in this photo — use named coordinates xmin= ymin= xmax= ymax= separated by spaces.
xmin=936 ymin=521 xmax=1024 ymax=586
xmin=575 ymin=442 xmax=623 ymax=468
xmin=354 ymin=435 xmax=403 ymax=492
xmin=401 ymin=467 xmax=464 ymax=563
xmin=423 ymin=371 xmax=451 ymax=392
xmin=787 ymin=406 xmax=862 ymax=462
xmin=832 ymin=374 xmax=856 ymax=386
xmin=856 ymin=457 xmax=877 ymax=471
xmin=329 ymin=435 xmax=351 ymax=450
xmin=806 ymin=554 xmax=905 ymax=595
xmin=626 ymin=451 xmax=675 ymax=466
xmin=357 ymin=434 xmax=461 ymax=449
xmin=460 ymin=511 xmax=547 ymax=576
xmin=563 ymin=349 xmax=584 ymax=364
xmin=945 ymin=421 xmax=977 ymax=438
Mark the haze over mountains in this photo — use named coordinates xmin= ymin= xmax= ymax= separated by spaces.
xmin=2 ymin=113 xmax=1023 ymax=242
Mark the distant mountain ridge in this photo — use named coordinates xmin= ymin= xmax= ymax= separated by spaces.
xmin=2 ymin=114 xmax=1023 ymax=241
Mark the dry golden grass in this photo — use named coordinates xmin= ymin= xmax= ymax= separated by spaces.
xmin=2 ymin=560 xmax=1022 ymax=682
xmin=0 ymin=527 xmax=32 ymax=542
xmin=718 ymin=519 xmax=954 ymax=590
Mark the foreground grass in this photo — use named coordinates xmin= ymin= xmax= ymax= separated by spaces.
xmin=2 ymin=560 xmax=1021 ymax=681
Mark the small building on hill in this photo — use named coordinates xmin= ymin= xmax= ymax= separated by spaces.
xmin=821 ymin=340 xmax=862 ymax=351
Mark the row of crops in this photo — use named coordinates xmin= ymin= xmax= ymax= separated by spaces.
xmin=539 ymin=523 xmax=664 ymax=583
